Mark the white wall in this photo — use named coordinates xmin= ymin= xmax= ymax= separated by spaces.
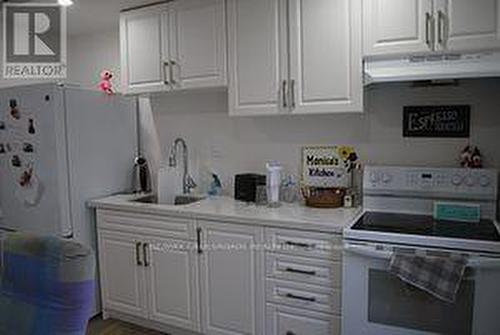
xmin=67 ymin=30 xmax=121 ymax=91
xmin=64 ymin=30 xmax=500 ymax=196
xmin=150 ymin=81 xmax=500 ymax=194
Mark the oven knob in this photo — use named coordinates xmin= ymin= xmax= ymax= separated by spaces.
xmin=451 ymin=174 xmax=463 ymax=186
xmin=369 ymin=172 xmax=380 ymax=184
xmin=465 ymin=175 xmax=476 ymax=187
xmin=382 ymin=173 xmax=392 ymax=184
xmin=480 ymin=175 xmax=491 ymax=187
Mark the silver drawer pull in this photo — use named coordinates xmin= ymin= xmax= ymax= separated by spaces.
xmin=282 ymin=80 xmax=288 ymax=108
xmin=285 ymin=293 xmax=316 ymax=303
xmin=136 ymin=242 xmax=143 ymax=266
xmin=285 ymin=267 xmax=317 ymax=276
xmin=143 ymin=243 xmax=150 ymax=267
xmin=284 ymin=241 xmax=316 ymax=249
xmin=169 ymin=60 xmax=177 ymax=84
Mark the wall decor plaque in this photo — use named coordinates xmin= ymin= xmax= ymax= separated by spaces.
xmin=301 ymin=146 xmax=358 ymax=188
xmin=403 ymin=105 xmax=470 ymax=138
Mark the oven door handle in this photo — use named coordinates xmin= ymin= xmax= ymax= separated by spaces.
xmin=345 ymin=243 xmax=500 ymax=269
xmin=343 ymin=243 xmax=393 ymax=260
xmin=467 ymin=257 xmax=500 ymax=269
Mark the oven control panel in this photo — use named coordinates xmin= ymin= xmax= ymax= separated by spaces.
xmin=364 ymin=166 xmax=498 ymax=200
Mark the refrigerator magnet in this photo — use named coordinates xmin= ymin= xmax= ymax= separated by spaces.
xmin=0 ymin=121 xmax=5 ymax=130
xmin=9 ymin=99 xmax=20 ymax=120
xmin=11 ymin=155 xmax=21 ymax=167
xmin=0 ymin=143 xmax=5 ymax=154
xmin=23 ymin=142 xmax=34 ymax=153
xmin=28 ymin=119 xmax=36 ymax=134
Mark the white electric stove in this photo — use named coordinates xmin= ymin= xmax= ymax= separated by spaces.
xmin=342 ymin=166 xmax=500 ymax=335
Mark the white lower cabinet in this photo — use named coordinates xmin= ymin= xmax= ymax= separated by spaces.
xmin=98 ymin=230 xmax=148 ymax=318
xmin=266 ymin=304 xmax=341 ymax=335
xmin=97 ymin=211 xmax=340 ymax=335
xmin=146 ymin=236 xmax=200 ymax=332
xmin=264 ymin=228 xmax=342 ymax=335
xmin=198 ymin=220 xmax=265 ymax=335
xmin=98 ymin=229 xmax=200 ymax=332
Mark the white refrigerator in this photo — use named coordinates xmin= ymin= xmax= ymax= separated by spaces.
xmin=0 ymin=83 xmax=137 ymax=314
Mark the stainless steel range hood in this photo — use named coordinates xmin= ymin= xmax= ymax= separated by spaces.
xmin=364 ymin=51 xmax=500 ymax=85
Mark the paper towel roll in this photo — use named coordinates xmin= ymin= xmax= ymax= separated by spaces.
xmin=158 ymin=166 xmax=183 ymax=204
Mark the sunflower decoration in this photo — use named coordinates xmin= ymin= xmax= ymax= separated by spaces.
xmin=336 ymin=146 xmax=359 ymax=172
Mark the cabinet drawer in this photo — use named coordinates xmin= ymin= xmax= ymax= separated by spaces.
xmin=266 ymin=303 xmax=340 ymax=335
xmin=265 ymin=228 xmax=342 ymax=260
xmin=265 ymin=253 xmax=341 ymax=288
xmin=98 ymin=210 xmax=195 ymax=240
xmin=266 ymin=280 xmax=341 ymax=315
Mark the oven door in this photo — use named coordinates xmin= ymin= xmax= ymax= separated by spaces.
xmin=342 ymin=241 xmax=500 ymax=335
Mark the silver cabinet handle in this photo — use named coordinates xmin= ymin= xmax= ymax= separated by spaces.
xmin=425 ymin=12 xmax=434 ymax=50
xmin=143 ymin=243 xmax=150 ymax=267
xmin=284 ymin=240 xmax=315 ymax=249
xmin=282 ymin=80 xmax=288 ymax=108
xmin=169 ymin=60 xmax=177 ymax=85
xmin=289 ymin=79 xmax=295 ymax=109
xmin=136 ymin=242 xmax=143 ymax=266
xmin=285 ymin=267 xmax=317 ymax=276
xmin=162 ymin=61 xmax=170 ymax=85
xmin=285 ymin=293 xmax=316 ymax=303
xmin=197 ymin=228 xmax=203 ymax=254
xmin=438 ymin=10 xmax=446 ymax=47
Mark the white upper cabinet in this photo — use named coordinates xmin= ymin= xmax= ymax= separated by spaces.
xmin=364 ymin=0 xmax=434 ymax=56
xmin=120 ymin=3 xmax=170 ymax=95
xmin=228 ymin=0 xmax=363 ymax=116
xmin=364 ymin=0 xmax=500 ymax=57
xmin=168 ymin=0 xmax=227 ymax=90
xmin=434 ymin=0 xmax=500 ymax=52
xmin=288 ymin=0 xmax=363 ymax=114
xmin=120 ymin=0 xmax=227 ymax=95
xmin=228 ymin=0 xmax=288 ymax=116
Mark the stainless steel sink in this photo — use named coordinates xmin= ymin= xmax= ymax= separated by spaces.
xmin=132 ymin=194 xmax=205 ymax=206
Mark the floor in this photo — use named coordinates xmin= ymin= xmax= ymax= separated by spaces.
xmin=86 ymin=316 xmax=166 ymax=335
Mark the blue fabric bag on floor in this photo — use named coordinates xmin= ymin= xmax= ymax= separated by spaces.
xmin=0 ymin=233 xmax=95 ymax=335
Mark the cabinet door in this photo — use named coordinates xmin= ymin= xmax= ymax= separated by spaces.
xmin=363 ymin=0 xmax=434 ymax=56
xmin=120 ymin=3 xmax=170 ymax=94
xmin=168 ymin=0 xmax=227 ymax=90
xmin=288 ymin=0 xmax=363 ymax=114
xmin=145 ymin=237 xmax=200 ymax=332
xmin=228 ymin=0 xmax=288 ymax=116
xmin=199 ymin=221 xmax=265 ymax=335
xmin=98 ymin=230 xmax=147 ymax=318
xmin=265 ymin=304 xmax=340 ymax=335
xmin=435 ymin=0 xmax=500 ymax=52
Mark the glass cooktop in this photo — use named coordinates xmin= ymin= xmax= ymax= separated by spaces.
xmin=352 ymin=212 xmax=500 ymax=242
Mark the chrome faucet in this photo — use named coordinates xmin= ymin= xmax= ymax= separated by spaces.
xmin=168 ymin=137 xmax=197 ymax=194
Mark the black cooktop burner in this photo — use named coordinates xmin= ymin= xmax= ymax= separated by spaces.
xmin=352 ymin=212 xmax=500 ymax=242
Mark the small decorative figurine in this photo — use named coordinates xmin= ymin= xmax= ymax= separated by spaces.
xmin=460 ymin=145 xmax=483 ymax=168
xmin=98 ymin=69 xmax=114 ymax=95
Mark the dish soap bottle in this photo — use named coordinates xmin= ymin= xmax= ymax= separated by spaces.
xmin=208 ymin=173 xmax=223 ymax=196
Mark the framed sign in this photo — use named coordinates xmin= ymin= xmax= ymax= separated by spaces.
xmin=301 ymin=146 xmax=357 ymax=188
xmin=403 ymin=105 xmax=470 ymax=138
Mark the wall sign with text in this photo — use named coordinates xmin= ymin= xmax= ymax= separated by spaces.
xmin=301 ymin=146 xmax=357 ymax=188
xmin=403 ymin=105 xmax=470 ymax=138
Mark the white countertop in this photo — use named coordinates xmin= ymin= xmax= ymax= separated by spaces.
xmin=89 ymin=194 xmax=362 ymax=234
